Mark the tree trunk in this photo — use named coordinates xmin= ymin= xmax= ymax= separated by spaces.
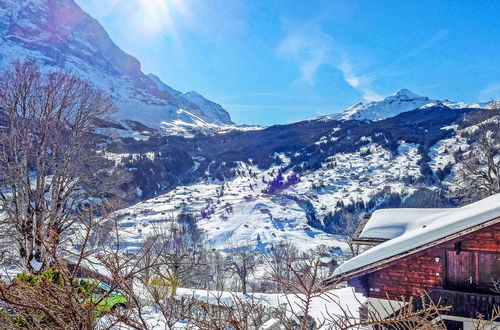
xmin=241 ymin=277 xmax=247 ymax=294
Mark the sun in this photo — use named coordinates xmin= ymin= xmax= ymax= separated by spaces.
xmin=135 ymin=0 xmax=191 ymax=38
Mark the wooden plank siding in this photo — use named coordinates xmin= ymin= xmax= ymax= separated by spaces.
xmin=348 ymin=222 xmax=500 ymax=299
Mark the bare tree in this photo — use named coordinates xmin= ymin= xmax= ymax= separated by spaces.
xmin=265 ymin=250 xmax=332 ymax=329
xmin=267 ymin=241 xmax=299 ymax=293
xmin=0 ymin=206 xmax=152 ymax=329
xmin=204 ymin=249 xmax=231 ymax=291
xmin=344 ymin=212 xmax=364 ymax=257
xmin=227 ymin=244 xmax=257 ymax=295
xmin=182 ymin=291 xmax=273 ymax=330
xmin=324 ymin=293 xmax=451 ymax=330
xmin=0 ymin=61 xmax=118 ymax=273
xmin=144 ymin=216 xmax=205 ymax=294
xmin=491 ymin=278 xmax=500 ymax=294
xmin=263 ymin=251 xmax=457 ymax=330
xmin=473 ymin=305 xmax=500 ymax=330
xmin=454 ymin=106 xmax=500 ymax=200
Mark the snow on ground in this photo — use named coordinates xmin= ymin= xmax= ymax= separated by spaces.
xmin=292 ymin=142 xmax=421 ymax=220
xmin=428 ymin=125 xmax=468 ymax=174
xmin=109 ymin=287 xmax=364 ymax=329
xmin=112 ymin=159 xmax=348 ymax=254
xmin=110 ymin=135 xmax=464 ymax=256
xmin=101 ymin=103 xmax=491 ymax=259
xmin=100 ymin=151 xmax=156 ymax=166
xmin=5 ymin=118 xmax=477 ymax=262
xmin=104 ymin=113 xmax=486 ymax=259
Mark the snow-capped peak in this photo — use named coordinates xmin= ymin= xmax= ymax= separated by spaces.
xmin=317 ymin=88 xmax=491 ymax=123
xmin=326 ymin=89 xmax=434 ymax=121
xmin=390 ymin=88 xmax=425 ymax=100
xmin=0 ymin=0 xmax=234 ymax=135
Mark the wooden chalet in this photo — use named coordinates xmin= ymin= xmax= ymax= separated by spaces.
xmin=329 ymin=194 xmax=500 ymax=329
xmin=61 ymin=252 xmax=114 ymax=285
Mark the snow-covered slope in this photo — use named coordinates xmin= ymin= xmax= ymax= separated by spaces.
xmin=105 ymin=105 xmax=500 ymax=256
xmin=107 ymin=139 xmax=432 ymax=255
xmin=105 ymin=135 xmax=455 ymax=254
xmin=322 ymin=89 xmax=485 ymax=122
xmin=112 ymin=160 xmax=348 ymax=254
xmin=0 ymin=0 xmax=233 ymax=134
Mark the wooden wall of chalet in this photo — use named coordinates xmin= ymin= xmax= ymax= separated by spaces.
xmin=348 ymin=222 xmax=500 ymax=299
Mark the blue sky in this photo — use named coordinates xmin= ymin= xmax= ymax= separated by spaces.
xmin=76 ymin=0 xmax=500 ymax=125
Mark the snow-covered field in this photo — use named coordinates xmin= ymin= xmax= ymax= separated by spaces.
xmin=292 ymin=142 xmax=422 ymax=215
xmin=112 ymin=159 xmax=348 ymax=254
xmin=104 ymin=287 xmax=364 ymax=329
xmin=110 ymin=137 xmax=459 ymax=256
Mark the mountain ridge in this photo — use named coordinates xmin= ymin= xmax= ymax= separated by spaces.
xmin=105 ymin=103 xmax=499 ymax=254
xmin=319 ymin=88 xmax=486 ymax=122
xmin=0 ymin=0 xmax=234 ymax=136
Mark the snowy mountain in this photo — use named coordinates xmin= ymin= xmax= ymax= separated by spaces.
xmin=322 ymin=88 xmax=485 ymax=122
xmin=0 ymin=0 xmax=233 ymax=135
xmin=1 ymin=0 xmax=497 ymax=258
xmin=103 ymin=104 xmax=499 ymax=255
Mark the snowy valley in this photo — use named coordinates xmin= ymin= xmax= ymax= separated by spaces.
xmin=0 ymin=0 xmax=499 ymax=329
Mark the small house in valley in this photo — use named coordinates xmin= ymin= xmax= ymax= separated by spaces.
xmin=329 ymin=193 xmax=500 ymax=329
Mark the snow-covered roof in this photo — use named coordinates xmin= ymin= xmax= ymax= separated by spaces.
xmin=358 ymin=208 xmax=454 ymax=240
xmin=333 ymin=193 xmax=500 ymax=277
xmin=62 ymin=251 xmax=113 ymax=282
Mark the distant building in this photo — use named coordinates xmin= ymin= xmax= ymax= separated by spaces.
xmin=328 ymin=194 xmax=500 ymax=330
xmin=62 ymin=252 xmax=115 ymax=285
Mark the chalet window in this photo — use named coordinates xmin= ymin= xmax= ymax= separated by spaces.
xmin=443 ymin=319 xmax=465 ymax=330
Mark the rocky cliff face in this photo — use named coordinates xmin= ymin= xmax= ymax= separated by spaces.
xmin=0 ymin=0 xmax=233 ymax=134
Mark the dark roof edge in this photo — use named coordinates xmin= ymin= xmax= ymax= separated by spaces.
xmin=351 ymin=214 xmax=372 ymax=241
xmin=351 ymin=237 xmax=389 ymax=245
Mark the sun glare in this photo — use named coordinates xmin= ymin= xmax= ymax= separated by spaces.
xmin=135 ymin=0 xmax=190 ymax=38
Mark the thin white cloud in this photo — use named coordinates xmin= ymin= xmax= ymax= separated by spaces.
xmin=479 ymin=83 xmax=500 ymax=102
xmin=276 ymin=26 xmax=333 ymax=85
xmin=276 ymin=24 xmax=381 ymax=101
xmin=338 ymin=58 xmax=382 ymax=101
